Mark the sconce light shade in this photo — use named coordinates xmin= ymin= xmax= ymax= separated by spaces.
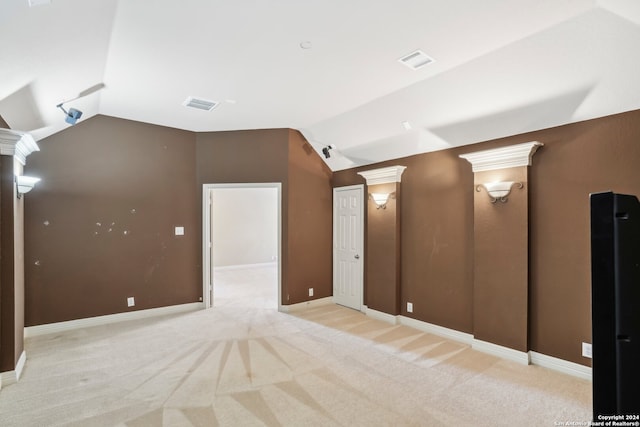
xmin=16 ymin=175 xmax=41 ymax=198
xmin=371 ymin=192 xmax=390 ymax=209
xmin=477 ymin=181 xmax=523 ymax=203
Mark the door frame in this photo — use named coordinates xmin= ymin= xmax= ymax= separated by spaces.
xmin=202 ymin=182 xmax=282 ymax=311
xmin=332 ymin=184 xmax=365 ymax=311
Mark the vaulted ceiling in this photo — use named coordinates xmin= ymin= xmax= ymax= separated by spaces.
xmin=1 ymin=0 xmax=639 ymax=170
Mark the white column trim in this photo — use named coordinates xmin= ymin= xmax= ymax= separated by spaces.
xmin=0 ymin=128 xmax=40 ymax=165
xmin=459 ymin=141 xmax=543 ymax=172
xmin=357 ymin=165 xmax=407 ymax=185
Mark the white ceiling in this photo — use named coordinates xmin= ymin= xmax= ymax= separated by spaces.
xmin=1 ymin=0 xmax=639 ymax=171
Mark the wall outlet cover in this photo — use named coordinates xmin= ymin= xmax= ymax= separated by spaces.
xmin=308 ymin=288 xmax=314 ymax=297
xmin=127 ymin=297 xmax=135 ymax=307
xmin=407 ymin=302 xmax=413 ymax=313
xmin=582 ymin=342 xmax=592 ymax=358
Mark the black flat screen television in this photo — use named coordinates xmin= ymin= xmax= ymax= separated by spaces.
xmin=590 ymin=191 xmax=640 ymax=418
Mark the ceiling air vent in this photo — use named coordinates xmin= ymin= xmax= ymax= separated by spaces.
xmin=183 ymin=96 xmax=219 ymax=111
xmin=398 ymin=50 xmax=434 ymax=70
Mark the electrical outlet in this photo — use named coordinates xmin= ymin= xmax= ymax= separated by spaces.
xmin=582 ymin=342 xmax=592 ymax=358
xmin=308 ymin=288 xmax=314 ymax=297
xmin=127 ymin=297 xmax=135 ymax=307
xmin=407 ymin=302 xmax=413 ymax=313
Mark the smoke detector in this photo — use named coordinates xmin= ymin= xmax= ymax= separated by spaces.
xmin=182 ymin=97 xmax=219 ymax=111
xmin=398 ymin=50 xmax=434 ymax=70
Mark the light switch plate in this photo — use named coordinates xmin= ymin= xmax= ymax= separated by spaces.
xmin=175 ymin=226 xmax=184 ymax=236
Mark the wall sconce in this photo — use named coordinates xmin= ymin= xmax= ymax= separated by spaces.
xmin=16 ymin=175 xmax=41 ymax=198
xmin=370 ymin=192 xmax=392 ymax=209
xmin=476 ymin=181 xmax=523 ymax=203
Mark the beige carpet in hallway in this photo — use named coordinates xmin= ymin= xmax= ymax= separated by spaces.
xmin=0 ymin=265 xmax=591 ymax=426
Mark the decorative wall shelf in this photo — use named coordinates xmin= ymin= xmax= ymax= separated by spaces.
xmin=459 ymin=141 xmax=542 ymax=172
xmin=0 ymin=129 xmax=40 ymax=165
xmin=357 ymin=165 xmax=407 ymax=185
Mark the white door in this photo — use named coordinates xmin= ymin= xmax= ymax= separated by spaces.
xmin=333 ymin=185 xmax=364 ymax=311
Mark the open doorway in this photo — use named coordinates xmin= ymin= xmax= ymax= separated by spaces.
xmin=202 ymin=183 xmax=281 ymax=310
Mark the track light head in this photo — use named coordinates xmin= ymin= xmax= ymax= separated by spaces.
xmin=57 ymin=104 xmax=83 ymax=125
xmin=322 ymin=144 xmax=335 ymax=159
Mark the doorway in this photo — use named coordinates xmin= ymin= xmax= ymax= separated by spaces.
xmin=202 ymin=183 xmax=281 ymax=310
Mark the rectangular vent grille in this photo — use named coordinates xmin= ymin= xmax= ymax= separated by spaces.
xmin=29 ymin=0 xmax=51 ymax=7
xmin=398 ymin=50 xmax=434 ymax=70
xmin=183 ymin=97 xmax=219 ymax=111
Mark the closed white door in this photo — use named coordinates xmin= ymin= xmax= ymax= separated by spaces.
xmin=333 ymin=185 xmax=364 ymax=311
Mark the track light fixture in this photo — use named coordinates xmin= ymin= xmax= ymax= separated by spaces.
xmin=322 ymin=144 xmax=335 ymax=159
xmin=54 ymin=83 xmax=105 ymax=125
xmin=56 ymin=104 xmax=83 ymax=125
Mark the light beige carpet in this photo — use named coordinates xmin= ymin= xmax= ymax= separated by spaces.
xmin=0 ymin=266 xmax=591 ymax=426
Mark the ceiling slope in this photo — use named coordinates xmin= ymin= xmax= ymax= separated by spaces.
xmin=1 ymin=0 xmax=639 ymax=170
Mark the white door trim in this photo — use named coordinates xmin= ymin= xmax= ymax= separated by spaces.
xmin=333 ymin=184 xmax=365 ymax=311
xmin=202 ymin=182 xmax=282 ymax=311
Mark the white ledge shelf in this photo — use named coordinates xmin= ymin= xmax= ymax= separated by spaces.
xmin=358 ymin=165 xmax=407 ymax=185
xmin=459 ymin=141 xmax=542 ymax=172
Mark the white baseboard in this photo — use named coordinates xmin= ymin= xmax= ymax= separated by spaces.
xmin=24 ymin=302 xmax=204 ymax=338
xmin=398 ymin=315 xmax=474 ymax=345
xmin=392 ymin=314 xmax=590 ymax=377
xmin=364 ymin=306 xmax=399 ymax=325
xmin=280 ymin=297 xmax=333 ymax=313
xmin=472 ymin=339 xmax=530 ymax=365
xmin=214 ymin=262 xmax=276 ymax=271
xmin=529 ymin=351 xmax=592 ymax=380
xmin=0 ymin=350 xmax=26 ymax=387
xmin=15 ymin=350 xmax=26 ymax=381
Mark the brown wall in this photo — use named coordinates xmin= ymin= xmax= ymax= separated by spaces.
xmin=1 ymin=156 xmax=16 ymax=371
xmin=195 ymin=128 xmax=333 ymax=305
xmin=366 ymin=182 xmax=401 ymax=314
xmin=24 ymin=116 xmax=200 ymax=325
xmin=23 ymin=120 xmax=332 ymax=328
xmin=529 ymin=110 xmax=640 ymax=364
xmin=16 ymin=107 xmax=640 ymax=366
xmin=334 ymin=109 xmax=640 ymax=366
xmin=0 ymin=155 xmax=26 ymax=373
xmin=473 ymin=168 xmax=529 ymax=352
xmin=286 ymin=130 xmax=333 ymax=304
xmin=333 ymin=149 xmax=474 ymax=333
xmin=196 ymin=129 xmax=290 ymax=303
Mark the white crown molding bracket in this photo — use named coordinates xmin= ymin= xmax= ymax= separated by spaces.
xmin=0 ymin=128 xmax=40 ymax=165
xmin=358 ymin=165 xmax=407 ymax=185
xmin=458 ymin=141 xmax=543 ymax=172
